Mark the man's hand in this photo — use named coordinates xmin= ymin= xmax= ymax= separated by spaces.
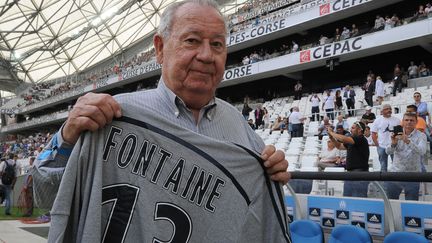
xmin=261 ymin=145 xmax=290 ymax=184
xmin=63 ymin=93 xmax=122 ymax=144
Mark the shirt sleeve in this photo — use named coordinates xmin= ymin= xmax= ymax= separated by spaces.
xmin=31 ymin=127 xmax=75 ymax=209
xmin=418 ymin=102 xmax=428 ymax=116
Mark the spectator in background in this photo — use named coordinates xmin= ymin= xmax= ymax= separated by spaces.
xmin=406 ymin=104 xmax=429 ymax=174
xmin=322 ymin=90 xmax=335 ymax=120
xmin=361 ymin=106 xmax=376 ymax=125
xmin=351 ymin=24 xmax=359 ymax=37
xmin=412 ymin=92 xmax=432 ymax=156
xmin=392 ymin=64 xmax=403 ymax=96
xmin=310 ymin=93 xmax=321 ymax=122
xmin=294 ymin=80 xmax=302 ymax=100
xmin=318 ymin=117 xmax=333 ymax=140
xmin=254 ymin=104 xmax=265 ymax=129
xmin=271 ymin=116 xmax=283 ymax=132
xmin=344 ymin=85 xmax=356 ymax=117
xmin=364 ymin=126 xmax=374 ymax=146
xmin=406 ymin=105 xmax=427 ymax=133
xmin=247 ymin=119 xmax=255 ymax=130
xmin=334 ymin=90 xmax=343 ymax=116
xmin=412 ymin=4 xmax=427 ymax=22
xmin=408 ymin=61 xmax=419 ymax=79
xmin=0 ymin=153 xmax=20 ymax=215
xmin=291 ymin=41 xmax=299 ymax=52
xmin=375 ymin=76 xmax=385 ymax=105
xmin=334 ymin=28 xmax=341 ymax=42
xmin=263 ymin=107 xmax=270 ymax=129
xmin=335 ymin=115 xmax=349 ymax=130
xmin=425 ymin=3 xmax=431 ymax=15
xmin=391 ymin=13 xmax=401 ymax=26
xmin=318 ymin=140 xmax=341 ymax=170
xmin=371 ymin=104 xmax=400 ymax=172
xmin=419 ymin=61 xmax=430 ymax=77
xmin=242 ymin=56 xmax=250 ymax=65
xmin=385 ymin=112 xmax=427 ymax=201
xmin=319 ymin=35 xmax=328 ymax=45
xmin=384 ymin=15 xmax=393 ymax=30
xmin=372 ymin=14 xmax=385 ymax=32
xmin=336 ymin=125 xmax=350 ymax=136
xmin=363 ymin=74 xmax=375 ymax=106
xmin=289 ymin=106 xmax=305 ymax=138
xmin=340 ymin=26 xmax=350 ymax=40
xmin=413 ymin=91 xmax=429 ymax=121
xmin=242 ymin=102 xmax=252 ymax=120
xmin=328 ymin=121 xmax=370 ymax=197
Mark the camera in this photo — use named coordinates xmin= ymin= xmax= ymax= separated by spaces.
xmin=391 ymin=125 xmax=403 ymax=135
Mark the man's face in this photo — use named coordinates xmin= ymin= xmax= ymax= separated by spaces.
xmin=350 ymin=124 xmax=360 ymax=136
xmin=382 ymin=107 xmax=392 ymax=117
xmin=414 ymin=93 xmax=421 ymax=103
xmin=403 ymin=116 xmax=417 ymax=131
xmin=154 ymin=3 xmax=227 ymax=109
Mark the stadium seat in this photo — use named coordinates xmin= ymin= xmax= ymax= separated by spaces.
xmin=329 ymin=225 xmax=373 ymax=243
xmin=290 ymin=220 xmax=324 ymax=243
xmin=383 ymin=231 xmax=428 ymax=243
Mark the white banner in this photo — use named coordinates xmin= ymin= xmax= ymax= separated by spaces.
xmin=223 ymin=64 xmax=259 ymax=81
xmin=121 ymin=61 xmax=162 ymax=80
xmin=227 ymin=0 xmax=370 ymax=46
xmin=229 ymin=0 xmax=299 ymax=26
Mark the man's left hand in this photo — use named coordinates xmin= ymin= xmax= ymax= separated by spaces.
xmin=261 ymin=145 xmax=290 ymax=184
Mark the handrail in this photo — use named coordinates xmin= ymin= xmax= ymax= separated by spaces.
xmin=289 ymin=172 xmax=432 ymax=182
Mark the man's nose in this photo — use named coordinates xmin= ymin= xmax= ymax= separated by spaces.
xmin=196 ymin=41 xmax=214 ymax=63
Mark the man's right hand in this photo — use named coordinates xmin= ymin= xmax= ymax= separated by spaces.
xmin=62 ymin=93 xmax=122 ymax=144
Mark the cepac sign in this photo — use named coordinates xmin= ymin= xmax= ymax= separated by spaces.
xmin=320 ymin=0 xmax=370 ymax=16
xmin=300 ymin=36 xmax=363 ymax=62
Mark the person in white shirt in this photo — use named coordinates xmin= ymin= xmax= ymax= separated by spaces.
xmin=375 ymin=76 xmax=385 ymax=105
xmin=408 ymin=61 xmax=419 ymax=79
xmin=322 ymin=90 xmax=335 ymax=120
xmin=340 ymin=27 xmax=350 ymax=40
xmin=310 ymin=94 xmax=321 ymax=122
xmin=288 ymin=106 xmax=306 ymax=137
xmin=370 ymin=104 xmax=401 ymax=171
xmin=364 ymin=126 xmax=375 ymax=146
xmin=318 ymin=140 xmax=341 ymax=170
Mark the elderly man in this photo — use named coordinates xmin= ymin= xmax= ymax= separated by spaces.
xmin=370 ymin=104 xmax=400 ymax=172
xmin=385 ymin=112 xmax=427 ymax=200
xmin=34 ymin=1 xmax=291 ymax=242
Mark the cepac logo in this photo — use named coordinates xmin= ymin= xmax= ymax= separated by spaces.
xmin=320 ymin=3 xmax=330 ymax=16
xmin=300 ymin=50 xmax=311 ymax=63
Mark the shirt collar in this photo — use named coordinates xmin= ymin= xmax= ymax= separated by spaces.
xmin=156 ymin=78 xmax=217 ymax=120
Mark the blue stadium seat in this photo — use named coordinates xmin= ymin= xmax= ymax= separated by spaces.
xmin=329 ymin=225 xmax=373 ymax=243
xmin=290 ymin=220 xmax=324 ymax=243
xmin=384 ymin=231 xmax=428 ymax=243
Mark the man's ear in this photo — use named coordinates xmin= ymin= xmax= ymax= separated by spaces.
xmin=154 ymin=34 xmax=164 ymax=64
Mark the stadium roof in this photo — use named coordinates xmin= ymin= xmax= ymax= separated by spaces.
xmin=0 ymin=0 xmax=242 ymax=93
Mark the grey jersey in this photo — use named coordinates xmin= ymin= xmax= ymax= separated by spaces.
xmin=48 ymin=99 xmax=291 ymax=243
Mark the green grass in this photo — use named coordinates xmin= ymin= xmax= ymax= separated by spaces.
xmin=0 ymin=207 xmax=47 ymax=220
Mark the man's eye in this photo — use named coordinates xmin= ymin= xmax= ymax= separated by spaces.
xmin=211 ymin=42 xmax=224 ymax=48
xmin=185 ymin=38 xmax=198 ymax=44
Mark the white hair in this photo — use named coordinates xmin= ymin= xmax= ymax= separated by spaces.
xmin=157 ymin=0 xmax=227 ymax=39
